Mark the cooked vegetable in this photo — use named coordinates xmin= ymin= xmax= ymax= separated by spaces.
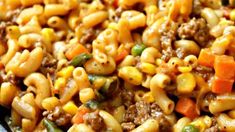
xmin=43 ymin=119 xmax=63 ymax=132
xmin=72 ymin=107 xmax=90 ymax=124
xmin=212 ymin=76 xmax=234 ymax=94
xmin=70 ymin=53 xmax=92 ymax=67
xmin=115 ymin=49 xmax=129 ymax=63
xmin=131 ymin=44 xmax=146 ymax=56
xmin=65 ymin=44 xmax=89 ymax=60
xmin=100 ymin=76 xmax=119 ymax=96
xmin=176 ymin=98 xmax=199 ymax=119
xmin=85 ymin=100 xmax=100 ymax=110
xmin=214 ymin=55 xmax=235 ymax=80
xmin=182 ymin=125 xmax=199 ymax=132
xmin=198 ymin=48 xmax=215 ymax=67
xmin=177 ymin=73 xmax=196 ymax=94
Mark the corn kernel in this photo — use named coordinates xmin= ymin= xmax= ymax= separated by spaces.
xmin=178 ymin=66 xmax=192 ymax=73
xmin=41 ymin=28 xmax=56 ymax=43
xmin=54 ymin=77 xmax=66 ymax=91
xmin=140 ymin=62 xmax=156 ymax=75
xmin=118 ymin=66 xmax=143 ymax=85
xmin=79 ymin=88 xmax=95 ymax=104
xmin=143 ymin=92 xmax=155 ymax=103
xmin=42 ymin=97 xmax=60 ymax=111
xmin=57 ymin=66 xmax=75 ymax=79
xmin=108 ymin=22 xmax=118 ymax=30
xmin=230 ymin=9 xmax=235 ymax=21
xmin=62 ymin=101 xmax=78 ymax=115
xmin=177 ymin=72 xmax=196 ymax=94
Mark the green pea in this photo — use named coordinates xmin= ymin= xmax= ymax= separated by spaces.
xmin=182 ymin=125 xmax=199 ymax=132
xmin=131 ymin=44 xmax=146 ymax=56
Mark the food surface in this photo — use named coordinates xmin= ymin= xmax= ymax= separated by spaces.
xmin=0 ymin=0 xmax=235 ymax=131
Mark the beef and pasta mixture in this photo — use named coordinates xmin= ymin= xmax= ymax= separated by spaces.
xmin=1 ymin=0 xmax=235 ymax=132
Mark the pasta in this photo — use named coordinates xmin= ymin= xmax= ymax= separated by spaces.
xmin=0 ymin=0 xmax=235 ymax=131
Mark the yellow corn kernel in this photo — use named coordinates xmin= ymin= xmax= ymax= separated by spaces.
xmin=62 ymin=101 xmax=78 ymax=115
xmin=230 ymin=9 xmax=235 ymax=21
xmin=118 ymin=66 xmax=143 ymax=85
xmin=176 ymin=72 xmax=196 ymax=94
xmin=156 ymin=58 xmax=165 ymax=66
xmin=191 ymin=119 xmax=205 ymax=132
xmin=6 ymin=26 xmax=20 ymax=39
xmin=190 ymin=116 xmax=211 ymax=132
xmin=93 ymin=77 xmax=106 ymax=90
xmin=57 ymin=66 xmax=75 ymax=79
xmin=79 ymin=88 xmax=95 ymax=104
xmin=140 ymin=62 xmax=156 ymax=75
xmin=108 ymin=22 xmax=118 ymax=31
xmin=143 ymin=92 xmax=155 ymax=103
xmin=42 ymin=97 xmax=60 ymax=111
xmin=41 ymin=28 xmax=56 ymax=42
xmin=178 ymin=66 xmax=192 ymax=73
xmin=211 ymin=35 xmax=232 ymax=55
xmin=54 ymin=77 xmax=66 ymax=91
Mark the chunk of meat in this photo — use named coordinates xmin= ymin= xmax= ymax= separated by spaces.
xmin=122 ymin=100 xmax=171 ymax=131
xmin=83 ymin=110 xmax=105 ymax=131
xmin=177 ymin=18 xmax=211 ymax=47
xmin=43 ymin=106 xmax=72 ymax=126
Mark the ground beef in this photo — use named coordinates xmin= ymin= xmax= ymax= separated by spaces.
xmin=177 ymin=18 xmax=210 ymax=47
xmin=204 ymin=92 xmax=216 ymax=102
xmin=161 ymin=47 xmax=177 ymax=62
xmin=120 ymin=89 xmax=135 ymax=107
xmin=194 ymin=65 xmax=214 ymax=81
xmin=80 ymin=28 xmax=95 ymax=44
xmin=0 ymin=22 xmax=8 ymax=44
xmin=122 ymin=101 xmax=171 ymax=131
xmin=159 ymin=21 xmax=177 ymax=49
xmin=159 ymin=21 xmax=178 ymax=62
xmin=40 ymin=53 xmax=57 ymax=75
xmin=121 ymin=122 xmax=136 ymax=131
xmin=43 ymin=106 xmax=72 ymax=126
xmin=83 ymin=110 xmax=105 ymax=131
xmin=134 ymin=101 xmax=151 ymax=125
xmin=205 ymin=117 xmax=220 ymax=132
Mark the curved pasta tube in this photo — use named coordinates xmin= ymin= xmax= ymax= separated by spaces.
xmin=209 ymin=98 xmax=235 ymax=114
xmin=121 ymin=11 xmax=146 ymax=30
xmin=131 ymin=119 xmax=159 ymax=132
xmin=150 ymin=73 xmax=175 ymax=114
xmin=68 ymin=124 xmax=95 ymax=132
xmin=1 ymin=39 xmax=19 ymax=65
xmin=217 ymin=113 xmax=235 ymax=132
xmin=84 ymin=56 xmax=116 ymax=75
xmin=99 ymin=110 xmax=122 ymax=132
xmin=174 ymin=40 xmax=200 ymax=56
xmin=6 ymin=47 xmax=43 ymax=77
xmin=173 ymin=117 xmax=191 ymax=132
xmin=119 ymin=0 xmax=156 ymax=9
xmin=24 ymin=73 xmax=51 ymax=108
xmin=73 ymin=67 xmax=91 ymax=89
xmin=142 ymin=17 xmax=166 ymax=49
xmin=82 ymin=11 xmax=108 ymax=28
xmin=141 ymin=47 xmax=161 ymax=64
xmin=18 ymin=33 xmax=42 ymax=48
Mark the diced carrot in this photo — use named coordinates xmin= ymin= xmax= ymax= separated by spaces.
xmin=115 ymin=49 xmax=129 ymax=63
xmin=212 ymin=76 xmax=234 ymax=94
xmin=113 ymin=0 xmax=118 ymax=8
xmin=175 ymin=98 xmax=199 ymax=119
xmin=72 ymin=107 xmax=90 ymax=124
xmin=198 ymin=48 xmax=215 ymax=67
xmin=65 ymin=44 xmax=89 ymax=60
xmin=214 ymin=55 xmax=235 ymax=80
